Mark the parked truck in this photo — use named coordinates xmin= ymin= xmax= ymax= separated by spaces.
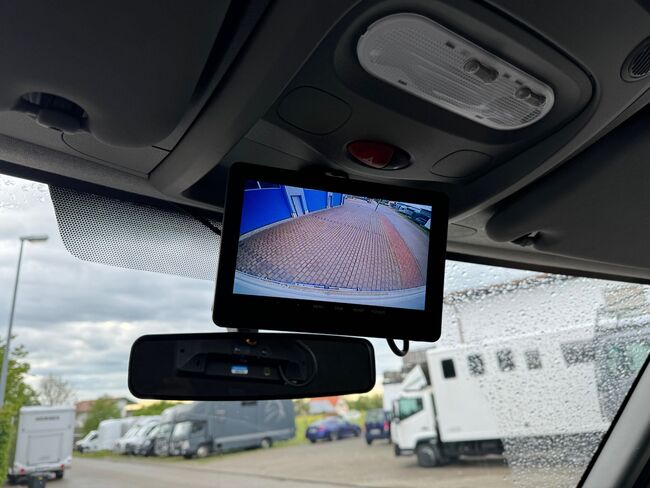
xmin=392 ymin=325 xmax=619 ymax=467
xmin=8 ymin=406 xmax=75 ymax=483
xmin=163 ymin=400 xmax=295 ymax=458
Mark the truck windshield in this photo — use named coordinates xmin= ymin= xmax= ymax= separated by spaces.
xmin=171 ymin=421 xmax=192 ymax=440
xmin=397 ymin=398 xmax=423 ymax=420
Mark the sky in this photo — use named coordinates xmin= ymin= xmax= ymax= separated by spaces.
xmin=0 ymin=174 xmax=533 ymax=401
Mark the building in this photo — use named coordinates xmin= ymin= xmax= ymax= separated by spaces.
xmin=240 ymin=182 xmax=344 ymax=235
xmin=308 ymin=396 xmax=349 ymax=415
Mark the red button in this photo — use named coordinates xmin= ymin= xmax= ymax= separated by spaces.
xmin=347 ymin=141 xmax=396 ymax=169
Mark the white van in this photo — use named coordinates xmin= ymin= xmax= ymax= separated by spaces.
xmin=75 ymin=430 xmax=99 ymax=453
xmin=8 ymin=406 xmax=75 ymax=483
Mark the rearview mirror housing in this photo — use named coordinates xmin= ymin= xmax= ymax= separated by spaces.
xmin=128 ymin=333 xmax=376 ymax=400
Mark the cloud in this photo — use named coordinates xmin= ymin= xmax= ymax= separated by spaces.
xmin=0 ymin=174 xmax=533 ymax=400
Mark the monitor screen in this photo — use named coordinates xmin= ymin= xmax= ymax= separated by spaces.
xmin=233 ymin=180 xmax=432 ymax=311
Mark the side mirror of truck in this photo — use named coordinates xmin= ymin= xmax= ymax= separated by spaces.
xmin=128 ymin=332 xmax=376 ymax=400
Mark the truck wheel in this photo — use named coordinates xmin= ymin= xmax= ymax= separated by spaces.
xmin=260 ymin=437 xmax=272 ymax=449
xmin=394 ymin=444 xmax=402 ymax=456
xmin=7 ymin=474 xmax=17 ymax=485
xmin=55 ymin=470 xmax=64 ymax=479
xmin=416 ymin=443 xmax=443 ymax=468
xmin=366 ymin=438 xmax=372 ymax=446
xmin=196 ymin=445 xmax=210 ymax=458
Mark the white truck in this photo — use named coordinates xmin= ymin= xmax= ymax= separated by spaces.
xmin=8 ymin=406 xmax=75 ymax=483
xmin=391 ymin=325 xmax=617 ymax=467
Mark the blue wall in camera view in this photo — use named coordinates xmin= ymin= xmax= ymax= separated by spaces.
xmin=304 ymin=189 xmax=327 ymax=212
xmin=240 ymin=185 xmax=346 ymax=235
xmin=240 ymin=188 xmax=292 ymax=234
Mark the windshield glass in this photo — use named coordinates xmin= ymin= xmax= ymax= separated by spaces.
xmin=171 ymin=421 xmax=191 ymax=440
xmin=0 ymin=174 xmax=648 ymax=488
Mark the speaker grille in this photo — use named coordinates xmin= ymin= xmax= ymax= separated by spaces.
xmin=622 ymin=38 xmax=650 ymax=81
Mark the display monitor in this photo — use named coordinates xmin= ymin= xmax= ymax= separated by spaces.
xmin=213 ymin=164 xmax=448 ymax=341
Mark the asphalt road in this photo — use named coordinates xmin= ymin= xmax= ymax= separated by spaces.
xmin=53 ymin=437 xmax=517 ymax=488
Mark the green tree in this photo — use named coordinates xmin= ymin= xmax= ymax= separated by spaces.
xmin=347 ymin=394 xmax=383 ymax=412
xmin=0 ymin=342 xmax=39 ymax=411
xmin=81 ymin=396 xmax=120 ymax=435
xmin=293 ymin=399 xmax=309 ymax=416
xmin=0 ymin=341 xmax=39 ymax=482
xmin=131 ymin=401 xmax=175 ymax=416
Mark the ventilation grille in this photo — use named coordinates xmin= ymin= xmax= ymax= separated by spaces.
xmin=50 ymin=186 xmax=221 ymax=280
xmin=622 ymin=38 xmax=650 ymax=81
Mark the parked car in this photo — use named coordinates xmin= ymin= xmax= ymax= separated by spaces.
xmin=306 ymin=416 xmax=361 ymax=443
xmin=153 ymin=422 xmax=173 ymax=457
xmin=123 ymin=418 xmax=160 ymax=455
xmin=75 ymin=430 xmax=99 ymax=453
xmin=364 ymin=409 xmax=391 ymax=445
xmin=135 ymin=424 xmax=161 ymax=456
xmin=113 ymin=416 xmax=160 ymax=454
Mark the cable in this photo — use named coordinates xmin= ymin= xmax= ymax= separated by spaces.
xmin=387 ymin=338 xmax=409 ymax=357
xmin=174 ymin=203 xmax=222 ymax=236
xmin=278 ymin=340 xmax=318 ymax=387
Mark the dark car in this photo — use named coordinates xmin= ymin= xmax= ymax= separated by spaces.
xmin=364 ymin=409 xmax=391 ymax=445
xmin=306 ymin=417 xmax=361 ymax=443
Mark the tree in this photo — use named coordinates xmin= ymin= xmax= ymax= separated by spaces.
xmin=82 ymin=396 xmax=120 ymax=435
xmin=38 ymin=374 xmax=75 ymax=406
xmin=0 ymin=341 xmax=38 ymax=482
xmin=131 ymin=401 xmax=175 ymax=416
xmin=0 ymin=341 xmax=39 ymax=412
xmin=347 ymin=394 xmax=383 ymax=412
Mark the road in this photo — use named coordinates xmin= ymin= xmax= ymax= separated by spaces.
xmin=55 ymin=437 xmax=516 ymax=488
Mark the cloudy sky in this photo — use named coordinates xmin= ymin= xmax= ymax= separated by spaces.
xmin=0 ymin=174 xmax=532 ymax=401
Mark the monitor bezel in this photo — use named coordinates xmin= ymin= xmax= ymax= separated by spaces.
xmin=213 ymin=163 xmax=448 ymax=342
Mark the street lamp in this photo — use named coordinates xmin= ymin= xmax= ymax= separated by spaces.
xmin=0 ymin=235 xmax=48 ymax=408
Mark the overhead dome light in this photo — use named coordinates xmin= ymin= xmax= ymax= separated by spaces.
xmin=357 ymin=14 xmax=555 ymax=130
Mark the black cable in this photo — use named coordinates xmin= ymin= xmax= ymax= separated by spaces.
xmin=174 ymin=203 xmax=222 ymax=236
xmin=279 ymin=340 xmax=318 ymax=387
xmin=387 ymin=338 xmax=409 ymax=357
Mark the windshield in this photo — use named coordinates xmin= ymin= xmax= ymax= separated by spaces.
xmin=0 ymin=174 xmax=648 ymax=488
xmin=171 ymin=421 xmax=192 ymax=440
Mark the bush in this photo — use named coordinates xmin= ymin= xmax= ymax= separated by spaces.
xmin=0 ymin=408 xmax=16 ymax=482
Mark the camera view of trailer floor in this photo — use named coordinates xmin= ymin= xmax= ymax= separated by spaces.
xmin=235 ymin=199 xmax=429 ymax=308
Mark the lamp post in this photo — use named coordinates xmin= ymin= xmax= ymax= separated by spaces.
xmin=0 ymin=234 xmax=48 ymax=408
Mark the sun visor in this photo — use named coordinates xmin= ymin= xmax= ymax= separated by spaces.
xmin=0 ymin=1 xmax=230 ymax=147
xmin=50 ymin=186 xmax=220 ymax=280
xmin=486 ymin=109 xmax=650 ymax=270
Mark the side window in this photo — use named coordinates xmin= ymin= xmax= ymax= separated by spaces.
xmin=497 ymin=349 xmax=515 ymax=372
xmin=191 ymin=422 xmax=205 ymax=434
xmin=441 ymin=359 xmax=456 ymax=378
xmin=561 ymin=341 xmax=596 ymax=365
xmin=397 ymin=398 xmax=423 ymax=420
xmin=468 ymin=354 xmax=485 ymax=376
xmin=525 ymin=349 xmax=543 ymax=370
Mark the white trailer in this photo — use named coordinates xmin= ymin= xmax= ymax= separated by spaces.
xmin=8 ymin=406 xmax=75 ymax=483
xmin=392 ymin=326 xmax=611 ymax=467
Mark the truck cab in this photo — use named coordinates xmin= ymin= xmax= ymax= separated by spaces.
xmin=392 ymin=390 xmax=437 ymax=456
xmin=169 ymin=419 xmax=210 ymax=458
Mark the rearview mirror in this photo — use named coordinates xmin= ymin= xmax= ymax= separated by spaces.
xmin=128 ymin=333 xmax=375 ymax=400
